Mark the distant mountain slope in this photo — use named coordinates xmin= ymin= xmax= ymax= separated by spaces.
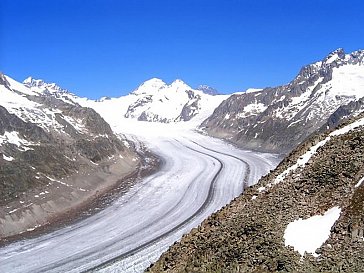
xmin=75 ymin=78 xmax=228 ymax=126
xmin=148 ymin=113 xmax=364 ymax=273
xmin=0 ymin=73 xmax=139 ymax=238
xmin=201 ymin=49 xmax=364 ymax=154
xmin=323 ymin=96 xmax=364 ymax=132
xmin=196 ymin=85 xmax=219 ymax=96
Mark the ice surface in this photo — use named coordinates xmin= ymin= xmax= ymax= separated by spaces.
xmin=233 ymin=88 xmax=263 ymax=95
xmin=0 ymin=107 xmax=279 ymax=273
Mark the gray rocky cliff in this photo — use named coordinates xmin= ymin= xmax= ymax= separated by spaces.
xmin=201 ymin=49 xmax=364 ymax=154
xmin=0 ymin=74 xmax=137 ymax=205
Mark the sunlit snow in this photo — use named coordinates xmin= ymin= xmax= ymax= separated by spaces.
xmin=0 ymin=131 xmax=35 ymax=150
xmin=2 ymin=154 xmax=14 ymax=161
xmin=273 ymin=117 xmax=364 ymax=186
xmin=284 ymin=207 xmax=341 ymax=256
xmin=355 ymin=177 xmax=364 ymax=188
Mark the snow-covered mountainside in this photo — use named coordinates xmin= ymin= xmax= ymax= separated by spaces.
xmin=0 ymin=73 xmax=139 ymax=238
xmin=201 ymin=48 xmax=364 ymax=154
xmin=148 ymin=113 xmax=364 ymax=273
xmin=75 ymin=78 xmax=228 ymax=126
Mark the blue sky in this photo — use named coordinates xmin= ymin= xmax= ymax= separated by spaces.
xmin=1 ymin=0 xmax=364 ymax=98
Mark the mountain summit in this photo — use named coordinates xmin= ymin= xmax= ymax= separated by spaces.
xmin=131 ymin=78 xmax=167 ymax=95
xmin=131 ymin=78 xmax=192 ymax=96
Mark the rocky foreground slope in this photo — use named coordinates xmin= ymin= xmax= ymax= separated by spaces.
xmin=0 ymin=74 xmax=142 ymax=240
xmin=201 ymin=48 xmax=364 ymax=154
xmin=148 ymin=113 xmax=364 ymax=272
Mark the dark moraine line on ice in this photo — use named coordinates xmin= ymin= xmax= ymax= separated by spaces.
xmin=187 ymin=139 xmax=251 ymax=190
xmin=85 ymin=139 xmax=225 ymax=272
xmin=31 ymin=139 xmax=218 ymax=273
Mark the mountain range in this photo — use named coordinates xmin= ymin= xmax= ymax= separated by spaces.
xmin=9 ymin=48 xmax=363 ymax=150
xmin=71 ymin=48 xmax=364 ymax=155
xmin=73 ymin=78 xmax=228 ymax=127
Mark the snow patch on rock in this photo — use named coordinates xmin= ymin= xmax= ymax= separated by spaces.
xmin=0 ymin=131 xmax=36 ymax=150
xmin=274 ymin=117 xmax=364 ymax=185
xmin=355 ymin=176 xmax=364 ymax=188
xmin=2 ymin=154 xmax=14 ymax=161
xmin=284 ymin=206 xmax=341 ymax=257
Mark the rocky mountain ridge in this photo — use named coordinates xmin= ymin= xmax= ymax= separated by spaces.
xmin=23 ymin=76 xmax=69 ymax=94
xmin=201 ymin=48 xmax=364 ymax=154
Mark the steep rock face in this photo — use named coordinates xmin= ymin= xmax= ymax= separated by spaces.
xmin=322 ymin=97 xmax=364 ymax=132
xmin=176 ymin=90 xmax=202 ymax=121
xmin=201 ymin=49 xmax=364 ymax=154
xmin=0 ymin=105 xmax=59 ymax=202
xmin=148 ymin=114 xmax=364 ymax=273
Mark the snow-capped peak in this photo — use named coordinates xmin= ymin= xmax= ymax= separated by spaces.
xmin=23 ymin=77 xmax=68 ymax=93
xmin=328 ymin=48 xmax=345 ymax=58
xmin=132 ymin=78 xmax=192 ymax=95
xmin=170 ymin=79 xmax=192 ymax=91
xmin=143 ymin=77 xmax=166 ymax=86
xmin=132 ymin=78 xmax=167 ymax=95
xmin=318 ymin=48 xmax=364 ymax=67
